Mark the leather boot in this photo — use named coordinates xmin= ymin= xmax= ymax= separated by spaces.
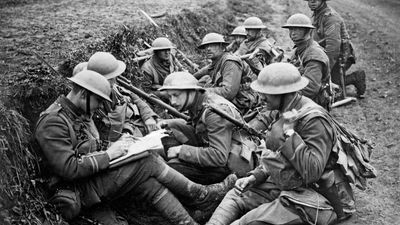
xmin=189 ymin=174 xmax=238 ymax=224
xmin=153 ymin=188 xmax=199 ymax=225
xmin=345 ymin=70 xmax=366 ymax=98
xmin=194 ymin=173 xmax=238 ymax=207
xmin=156 ymin=165 xmax=237 ymax=204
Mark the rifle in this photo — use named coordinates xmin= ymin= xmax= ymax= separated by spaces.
xmin=117 ymin=76 xmax=190 ymax=121
xmin=204 ymin=103 xmax=265 ymax=140
xmin=240 ymin=48 xmax=260 ymax=60
xmin=132 ymin=54 xmax=152 ymax=63
xmin=331 ymin=52 xmax=356 ymax=108
xmin=32 ymin=51 xmax=61 ymax=76
xmin=240 ymin=39 xmax=284 ymax=63
xmin=176 ymin=49 xmax=199 ymax=72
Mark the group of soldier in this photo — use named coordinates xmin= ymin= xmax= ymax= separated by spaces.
xmin=34 ymin=0 xmax=367 ymax=224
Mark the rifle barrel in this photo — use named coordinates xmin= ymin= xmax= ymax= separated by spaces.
xmin=205 ymin=104 xmax=264 ymax=139
xmin=117 ymin=78 xmax=190 ymax=121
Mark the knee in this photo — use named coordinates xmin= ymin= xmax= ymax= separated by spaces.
xmin=220 ymin=188 xmax=245 ymax=208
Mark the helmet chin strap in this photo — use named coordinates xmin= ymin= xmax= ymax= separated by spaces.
xmin=181 ymin=90 xmax=192 ymax=111
xmin=86 ymin=91 xmax=91 ymax=116
xmin=279 ymin=94 xmax=286 ymax=111
xmin=181 ymin=90 xmax=199 ymax=111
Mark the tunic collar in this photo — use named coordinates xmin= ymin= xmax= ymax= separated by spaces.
xmin=57 ymin=95 xmax=90 ymax=122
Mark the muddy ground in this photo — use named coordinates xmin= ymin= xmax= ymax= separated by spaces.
xmin=0 ymin=0 xmax=399 ymax=224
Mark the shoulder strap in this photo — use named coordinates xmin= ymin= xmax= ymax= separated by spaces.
xmin=58 ymin=112 xmax=78 ymax=148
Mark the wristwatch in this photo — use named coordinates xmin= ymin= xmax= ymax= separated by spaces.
xmin=284 ymin=129 xmax=295 ymax=139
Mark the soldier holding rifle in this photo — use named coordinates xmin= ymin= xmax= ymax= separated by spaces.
xmin=305 ymin=0 xmax=366 ymax=98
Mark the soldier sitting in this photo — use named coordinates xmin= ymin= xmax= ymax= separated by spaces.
xmin=207 ymin=63 xmax=354 ymax=225
xmin=226 ymin=26 xmax=247 ymax=53
xmin=283 ymin=13 xmax=332 ymax=110
xmin=82 ymin=52 xmax=159 ymax=142
xmin=193 ymin=33 xmax=261 ymax=114
xmin=235 ymin=17 xmax=279 ymax=74
xmin=34 ymin=70 xmax=237 ymax=225
xmin=140 ymin=37 xmax=183 ymax=99
xmin=158 ymin=71 xmax=259 ymax=185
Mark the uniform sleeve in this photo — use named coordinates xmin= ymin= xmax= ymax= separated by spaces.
xmin=179 ymin=110 xmax=234 ymax=167
xmin=193 ymin=65 xmax=211 ymax=79
xmin=248 ymin=165 xmax=269 ymax=183
xmin=257 ymin=40 xmax=273 ymax=57
xmin=129 ymin=92 xmax=159 ymax=122
xmin=206 ymin=60 xmax=241 ymax=100
xmin=300 ymin=60 xmax=323 ymax=99
xmin=35 ymin=115 xmax=110 ymax=181
xmin=323 ymin=15 xmax=342 ymax=69
xmin=234 ymin=41 xmax=249 ymax=56
xmin=279 ymin=117 xmax=334 ymax=184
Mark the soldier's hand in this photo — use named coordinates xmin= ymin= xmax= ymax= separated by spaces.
xmin=167 ymin=145 xmax=182 ymax=159
xmin=106 ymin=140 xmax=128 ymax=161
xmin=156 ymin=119 xmax=168 ymax=129
xmin=234 ymin=175 xmax=256 ymax=194
xmin=145 ymin=117 xmax=159 ymax=132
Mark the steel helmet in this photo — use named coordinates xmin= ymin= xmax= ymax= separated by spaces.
xmin=250 ymin=62 xmax=309 ymax=94
xmin=72 ymin=62 xmax=88 ymax=76
xmin=282 ymin=13 xmax=315 ymax=29
xmin=198 ymin=33 xmax=229 ymax=49
xmin=68 ymin=70 xmax=112 ymax=102
xmin=243 ymin=17 xmax=266 ymax=29
xmin=230 ymin=26 xmax=247 ymax=36
xmin=86 ymin=52 xmax=126 ymax=79
xmin=152 ymin=37 xmax=175 ymax=51
xmin=158 ymin=71 xmax=205 ymax=91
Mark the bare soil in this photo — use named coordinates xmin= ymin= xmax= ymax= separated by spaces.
xmin=0 ymin=0 xmax=399 ymax=224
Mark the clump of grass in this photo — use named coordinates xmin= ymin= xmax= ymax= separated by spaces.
xmin=0 ymin=103 xmax=65 ymax=225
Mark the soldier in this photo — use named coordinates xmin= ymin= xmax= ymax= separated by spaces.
xmin=305 ymin=0 xmax=366 ymax=97
xmin=72 ymin=62 xmax=88 ymax=76
xmin=140 ymin=37 xmax=182 ymax=98
xmin=34 ymin=70 xmax=236 ymax=225
xmin=193 ymin=32 xmax=260 ymax=114
xmin=283 ymin=13 xmax=332 ymax=110
xmin=207 ymin=63 xmax=354 ymax=225
xmin=235 ymin=17 xmax=276 ymax=74
xmin=84 ymin=52 xmax=159 ymax=142
xmin=159 ymin=71 xmax=258 ymax=185
xmin=226 ymin=26 xmax=247 ymax=53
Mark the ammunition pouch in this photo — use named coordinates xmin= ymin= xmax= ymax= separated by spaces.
xmin=49 ymin=188 xmax=81 ymax=220
xmin=315 ymin=169 xmax=355 ymax=221
xmin=260 ymin=149 xmax=304 ymax=190
xmin=280 ymin=188 xmax=337 ymax=225
xmin=228 ymin=131 xmax=258 ymax=177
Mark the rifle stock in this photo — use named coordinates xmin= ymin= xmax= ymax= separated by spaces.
xmin=204 ymin=103 xmax=265 ymax=140
xmin=338 ymin=56 xmax=347 ymax=98
xmin=117 ymin=77 xmax=190 ymax=120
